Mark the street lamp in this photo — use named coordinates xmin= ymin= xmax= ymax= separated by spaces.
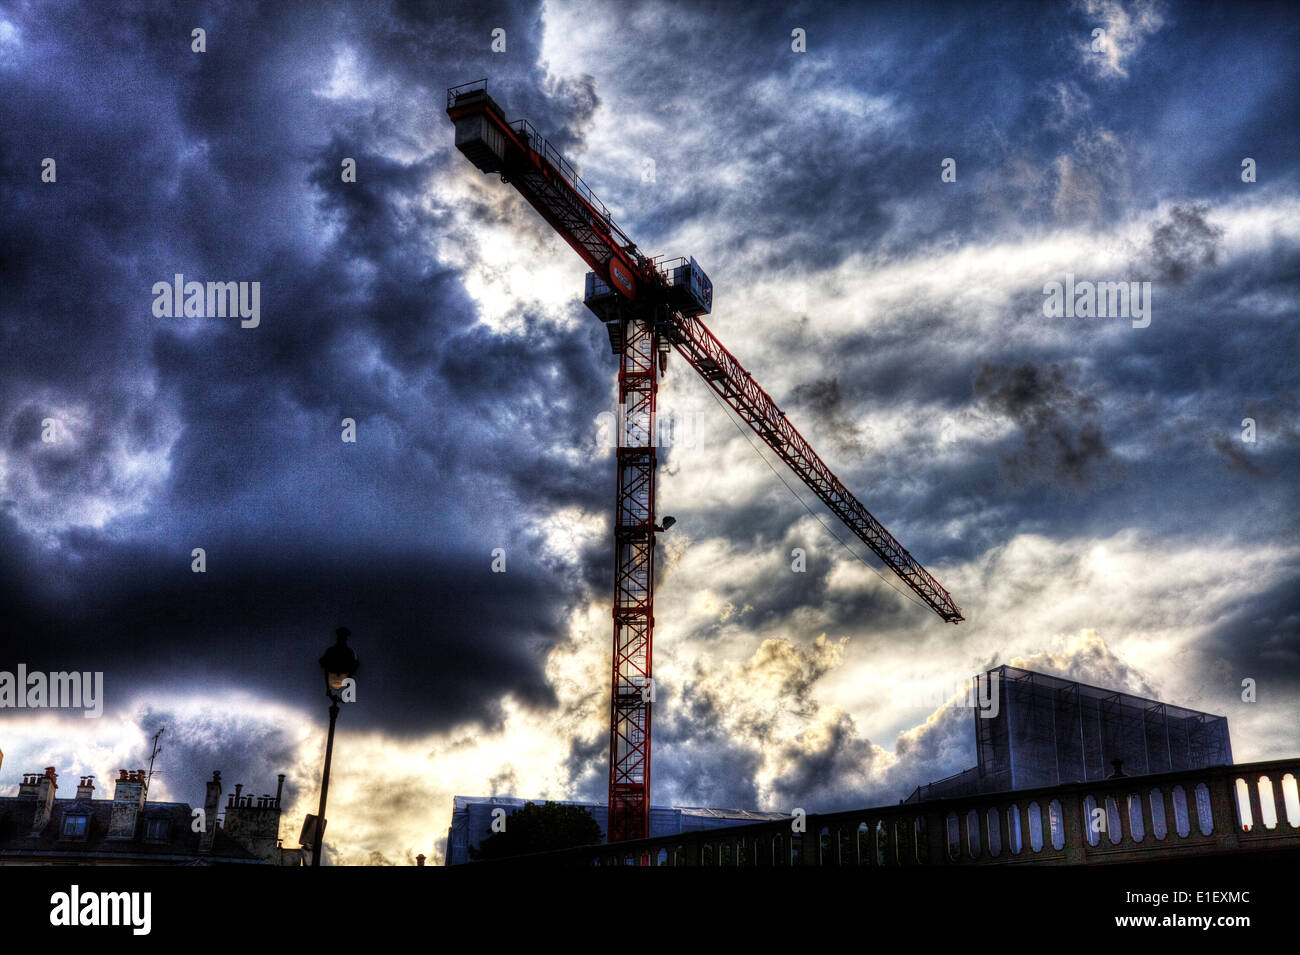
xmin=311 ymin=626 xmax=358 ymax=867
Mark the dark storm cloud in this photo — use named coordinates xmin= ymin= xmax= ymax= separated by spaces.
xmin=891 ymin=705 xmax=968 ymax=772
xmin=1211 ymin=434 xmax=1263 ymax=476
xmin=765 ymin=710 xmax=882 ymax=811
xmin=487 ymin=766 xmax=520 ymax=797
xmin=129 ymin=704 xmax=304 ymax=812
xmin=1 ymin=0 xmax=1298 ymax=841
xmin=1201 ymin=569 xmax=1300 ymax=693
xmin=790 ymin=378 xmax=869 ymax=459
xmin=561 ymin=730 xmax=608 ymax=802
xmin=1242 ymin=392 xmax=1300 ymax=454
xmin=652 ymin=685 xmax=765 ymax=808
xmin=532 ymin=73 xmax=601 ymax=156
xmin=646 ymin=636 xmax=897 ymax=811
xmin=1144 ymin=202 xmax=1225 ymax=283
xmin=0 ymin=520 xmax=573 ymax=732
xmin=0 ymin=0 xmax=617 ymax=738
xmin=649 ymin=672 xmax=765 ymax=809
xmin=974 ymin=362 xmax=1110 ymax=489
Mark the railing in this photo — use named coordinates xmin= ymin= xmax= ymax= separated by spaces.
xmin=657 ymin=256 xmax=689 ymax=283
xmin=447 ymin=78 xmax=487 ymax=111
xmin=508 ymin=119 xmax=611 ymax=225
xmin=503 ymin=123 xmax=651 ymax=273
xmin=468 ymin=758 xmax=1300 ymax=866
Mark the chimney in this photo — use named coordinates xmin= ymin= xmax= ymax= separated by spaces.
xmin=18 ymin=773 xmax=40 ymax=799
xmin=223 ymin=775 xmax=286 ymax=863
xmin=29 ymin=767 xmax=58 ymax=835
xmin=275 ymin=773 xmax=286 ymax=808
xmin=200 ymin=771 xmax=222 ymax=853
xmin=416 ymin=854 xmax=426 ymax=867
xmin=107 ymin=769 xmax=146 ymax=839
xmin=76 ymin=775 xmax=95 ymax=800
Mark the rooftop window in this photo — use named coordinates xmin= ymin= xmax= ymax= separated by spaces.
xmin=61 ymin=814 xmax=89 ymax=839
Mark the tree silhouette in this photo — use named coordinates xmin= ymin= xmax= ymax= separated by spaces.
xmin=468 ymin=801 xmax=604 ymax=861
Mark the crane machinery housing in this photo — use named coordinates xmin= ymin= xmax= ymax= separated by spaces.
xmin=447 ymin=79 xmax=963 ymax=848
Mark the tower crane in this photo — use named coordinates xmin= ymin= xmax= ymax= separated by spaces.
xmin=447 ymin=80 xmax=963 ymax=845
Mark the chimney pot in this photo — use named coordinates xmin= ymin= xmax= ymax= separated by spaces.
xmin=30 ymin=769 xmax=58 ymax=835
xmin=107 ymin=767 xmax=147 ymax=839
xmin=200 ymin=771 xmax=222 ymax=853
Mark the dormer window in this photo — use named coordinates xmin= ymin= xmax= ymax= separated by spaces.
xmin=61 ymin=813 xmax=90 ymax=839
xmin=145 ymin=817 xmax=170 ymax=841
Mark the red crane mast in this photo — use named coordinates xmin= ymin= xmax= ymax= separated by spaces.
xmin=447 ymin=80 xmax=963 ymax=845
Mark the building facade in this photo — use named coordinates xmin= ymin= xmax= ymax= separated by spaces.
xmin=908 ymin=665 xmax=1233 ymax=802
xmin=0 ymin=766 xmax=300 ymax=865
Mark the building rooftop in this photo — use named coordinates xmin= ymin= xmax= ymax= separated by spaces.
xmin=0 ymin=793 xmax=261 ymax=863
xmin=0 ymin=766 xmax=287 ymax=865
xmin=908 ymin=664 xmax=1232 ymax=802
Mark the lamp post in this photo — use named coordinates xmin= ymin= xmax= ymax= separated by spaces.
xmin=312 ymin=626 xmax=358 ymax=867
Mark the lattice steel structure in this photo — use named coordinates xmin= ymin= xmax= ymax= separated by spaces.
xmin=972 ymin=665 xmax=1233 ymax=793
xmin=608 ymin=312 xmax=659 ymax=839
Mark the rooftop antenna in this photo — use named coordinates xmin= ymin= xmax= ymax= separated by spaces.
xmin=144 ymin=726 xmax=165 ymax=796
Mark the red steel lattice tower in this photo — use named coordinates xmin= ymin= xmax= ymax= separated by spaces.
xmin=609 ymin=312 xmax=658 ymax=842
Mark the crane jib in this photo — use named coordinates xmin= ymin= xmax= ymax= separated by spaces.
xmin=667 ymin=311 xmax=965 ymax=624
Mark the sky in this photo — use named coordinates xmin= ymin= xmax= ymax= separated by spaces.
xmin=0 ymin=0 xmax=1296 ymax=865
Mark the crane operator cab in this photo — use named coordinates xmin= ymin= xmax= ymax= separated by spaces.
xmin=661 ymin=257 xmax=713 ymax=317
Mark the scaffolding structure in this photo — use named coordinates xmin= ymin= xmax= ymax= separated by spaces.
xmin=975 ymin=666 xmax=1232 ymax=791
xmin=909 ymin=666 xmax=1232 ymax=802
